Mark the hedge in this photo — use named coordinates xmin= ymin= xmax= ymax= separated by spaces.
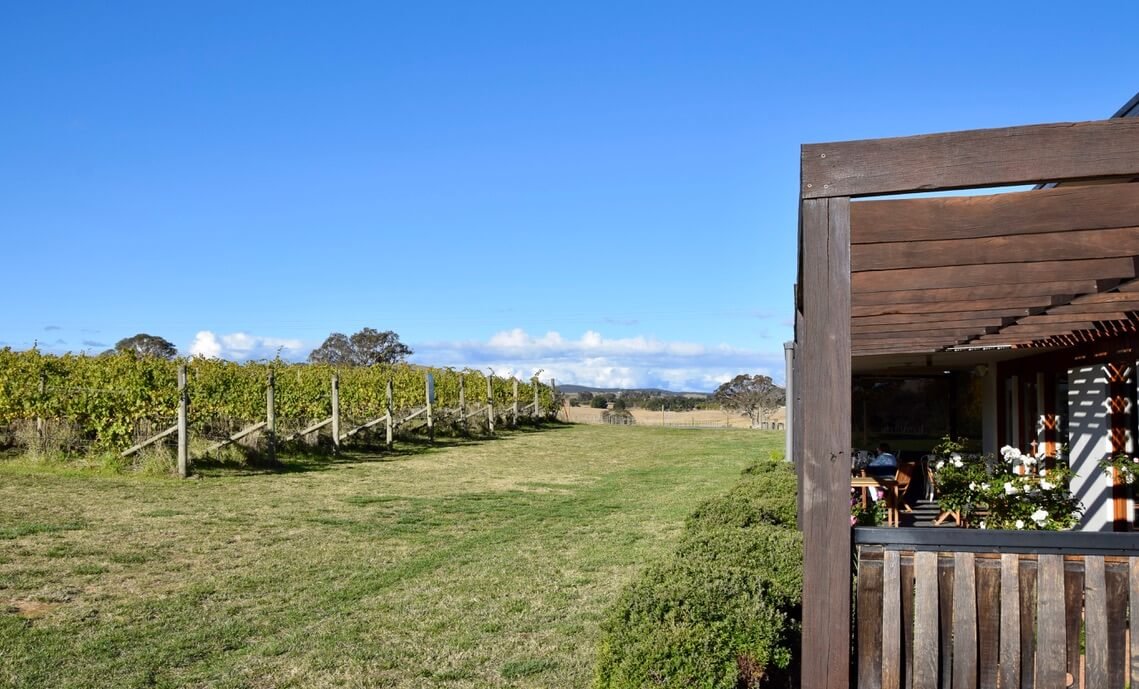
xmin=594 ymin=460 xmax=801 ymax=689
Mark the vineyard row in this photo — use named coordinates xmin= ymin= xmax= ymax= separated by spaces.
xmin=0 ymin=350 xmax=557 ymax=468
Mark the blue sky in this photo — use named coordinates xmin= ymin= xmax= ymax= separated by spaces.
xmin=2 ymin=2 xmax=1136 ymax=390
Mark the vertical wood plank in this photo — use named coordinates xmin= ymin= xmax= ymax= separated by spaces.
xmin=883 ymin=550 xmax=902 ymax=689
xmin=1019 ymin=559 xmax=1037 ymax=689
xmin=1036 ymin=555 xmax=1066 ymax=688
xmin=901 ymin=555 xmax=915 ymax=689
xmin=798 ymin=195 xmax=852 ymax=689
xmin=331 ymin=374 xmax=340 ymax=453
xmin=1064 ymin=562 xmax=1084 ymax=689
xmin=857 ymin=548 xmax=884 ymax=689
xmin=1107 ymin=562 xmax=1128 ymax=689
xmin=951 ymin=552 xmax=977 ymax=689
xmin=1129 ymin=555 xmax=1139 ymax=687
xmin=913 ymin=552 xmax=939 ymax=689
xmin=176 ymin=364 xmax=188 ymax=478
xmin=999 ymin=554 xmax=1021 ymax=689
xmin=974 ymin=559 xmax=1000 ymax=689
xmin=1130 ymin=558 xmax=1139 ymax=689
xmin=939 ymin=559 xmax=955 ymax=689
xmin=1086 ymin=556 xmax=1108 ymax=689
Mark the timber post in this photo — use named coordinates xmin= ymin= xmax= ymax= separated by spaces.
xmin=512 ymin=378 xmax=519 ymax=426
xmin=533 ymin=376 xmax=540 ymax=420
xmin=798 ymin=196 xmax=852 ymax=689
xmin=331 ymin=373 xmax=340 ymax=453
xmin=385 ymin=379 xmax=393 ymax=449
xmin=266 ymin=370 xmax=276 ymax=463
xmin=177 ymin=364 xmax=188 ymax=478
xmin=426 ymin=373 xmax=434 ymax=442
xmin=487 ymin=373 xmax=495 ymax=434
xmin=458 ymin=375 xmax=465 ymax=424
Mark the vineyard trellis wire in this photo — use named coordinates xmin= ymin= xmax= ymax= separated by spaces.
xmin=0 ymin=349 xmax=558 ymax=477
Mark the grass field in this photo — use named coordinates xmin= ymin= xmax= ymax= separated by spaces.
xmin=0 ymin=424 xmax=783 ymax=689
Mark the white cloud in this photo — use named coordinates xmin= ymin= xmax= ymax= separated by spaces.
xmin=413 ymin=329 xmax=784 ymax=392
xmin=188 ymin=331 xmax=308 ymax=361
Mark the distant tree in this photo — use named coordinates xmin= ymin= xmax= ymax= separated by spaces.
xmin=590 ymin=396 xmax=609 ymax=409
xmin=114 ymin=333 xmax=177 ymax=359
xmin=578 ymin=391 xmax=594 ymax=403
xmin=612 ymin=398 xmax=627 ymax=411
xmin=712 ymin=374 xmax=786 ymax=427
xmin=308 ymin=328 xmax=412 ymax=366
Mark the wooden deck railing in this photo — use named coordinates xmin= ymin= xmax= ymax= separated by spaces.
xmin=853 ymin=528 xmax=1139 ymax=689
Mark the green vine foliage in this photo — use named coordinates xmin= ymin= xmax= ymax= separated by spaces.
xmin=0 ymin=348 xmax=557 ymax=452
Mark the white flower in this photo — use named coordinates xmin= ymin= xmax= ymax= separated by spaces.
xmin=1031 ymin=508 xmax=1049 ymax=525
xmin=1039 ymin=468 xmax=1048 ymax=476
xmin=1015 ymin=519 xmax=1025 ymax=529
xmin=969 ymin=482 xmax=977 ymax=490
xmin=981 ymin=483 xmax=990 ymax=491
xmin=1004 ymin=481 xmax=1018 ymax=495
xmin=1040 ymin=480 xmax=1055 ymax=491
xmin=951 ymin=456 xmax=964 ymax=468
xmin=936 ymin=460 xmax=945 ymax=470
xmin=1022 ymin=455 xmax=1038 ymax=466
xmin=1001 ymin=446 xmax=1022 ymax=463
xmin=979 ymin=521 xmax=987 ymax=529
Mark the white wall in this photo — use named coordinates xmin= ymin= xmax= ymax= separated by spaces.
xmin=1067 ymin=365 xmax=1114 ymax=531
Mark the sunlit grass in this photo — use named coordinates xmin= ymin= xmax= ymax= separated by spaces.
xmin=0 ymin=424 xmax=783 ymax=688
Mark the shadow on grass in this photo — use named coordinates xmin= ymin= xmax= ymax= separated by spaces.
xmin=189 ymin=421 xmax=575 ymax=478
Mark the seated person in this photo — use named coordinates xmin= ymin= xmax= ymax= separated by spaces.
xmin=866 ymin=442 xmax=898 ymax=478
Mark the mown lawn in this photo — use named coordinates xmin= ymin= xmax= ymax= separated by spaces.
xmin=0 ymin=424 xmax=783 ymax=689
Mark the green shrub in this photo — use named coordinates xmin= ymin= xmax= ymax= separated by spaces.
xmin=594 ymin=461 xmax=802 ymax=689
xmin=687 ymin=462 xmax=797 ymax=530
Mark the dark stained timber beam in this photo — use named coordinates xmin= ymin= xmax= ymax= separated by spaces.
xmin=851 ymin=281 xmax=1102 ymax=306
xmin=1046 ymin=302 xmax=1139 ymax=316
xmin=852 ymin=227 xmax=1139 ymax=272
xmin=852 ymin=257 xmax=1137 ymax=294
xmin=850 ymin=183 xmax=1139 ymax=243
xmin=853 ymin=321 xmax=1003 ymax=336
xmin=852 ymin=297 xmax=1054 ymax=318
xmin=798 ymin=196 xmax=852 ymax=689
xmin=853 ymin=310 xmax=1027 ymax=326
xmin=802 ymin=117 xmax=1139 ymax=198
xmin=1012 ymin=312 xmax=1130 ymax=326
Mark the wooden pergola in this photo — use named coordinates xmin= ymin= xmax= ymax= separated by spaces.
xmin=793 ymin=114 xmax=1139 ymax=689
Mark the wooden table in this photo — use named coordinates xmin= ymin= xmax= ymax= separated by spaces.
xmin=851 ymin=475 xmax=900 ymax=527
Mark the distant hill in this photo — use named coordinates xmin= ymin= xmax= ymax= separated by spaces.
xmin=555 ymin=384 xmax=709 ymax=398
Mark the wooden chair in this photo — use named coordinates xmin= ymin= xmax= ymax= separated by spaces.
xmin=893 ymin=461 xmax=916 ymax=513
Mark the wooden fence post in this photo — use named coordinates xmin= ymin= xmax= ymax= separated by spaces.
xmin=36 ymin=373 xmax=45 ymax=443
xmin=533 ymin=377 xmax=540 ymax=420
xmin=331 ymin=373 xmax=340 ymax=453
xmin=385 ymin=378 xmax=394 ymax=449
xmin=177 ymin=364 xmax=188 ymax=478
xmin=458 ymin=376 xmax=465 ymax=424
xmin=426 ymin=373 xmax=434 ymax=442
xmin=266 ymin=371 xmax=276 ymax=463
xmin=512 ymin=378 xmax=519 ymax=426
xmin=487 ymin=373 xmax=495 ymax=434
